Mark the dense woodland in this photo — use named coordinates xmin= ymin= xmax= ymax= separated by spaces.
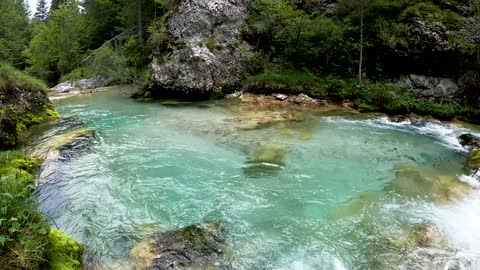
xmin=1 ymin=0 xmax=478 ymax=88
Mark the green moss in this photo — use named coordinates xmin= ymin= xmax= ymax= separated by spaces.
xmin=47 ymin=229 xmax=83 ymax=270
xmin=16 ymin=105 xmax=61 ymax=134
xmin=470 ymin=150 xmax=480 ymax=169
xmin=357 ymin=103 xmax=377 ymax=112
xmin=0 ymin=150 xmax=50 ymax=270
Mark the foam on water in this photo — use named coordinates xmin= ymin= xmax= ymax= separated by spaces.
xmin=323 ymin=116 xmax=480 ymax=152
xmin=41 ymin=91 xmax=480 ymax=269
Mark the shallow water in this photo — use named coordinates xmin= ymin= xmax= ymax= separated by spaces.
xmin=40 ymin=90 xmax=480 ymax=269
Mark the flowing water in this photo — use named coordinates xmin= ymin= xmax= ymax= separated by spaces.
xmin=39 ymin=89 xmax=480 ymax=270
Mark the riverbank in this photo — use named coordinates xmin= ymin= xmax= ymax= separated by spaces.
xmin=0 ymin=64 xmax=84 ymax=269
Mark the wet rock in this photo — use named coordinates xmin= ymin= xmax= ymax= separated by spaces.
xmin=458 ymin=133 xmax=480 ymax=150
xmin=24 ymin=118 xmax=94 ymax=160
xmin=51 ymin=77 xmax=114 ymax=93
xmin=274 ymin=94 xmax=288 ymax=101
xmin=243 ymin=144 xmax=287 ymax=177
xmin=130 ymin=223 xmax=227 ymax=270
xmin=411 ymin=223 xmax=446 ymax=249
xmin=290 ymin=94 xmax=319 ymax=105
xmin=248 ymin=144 xmax=287 ymax=165
xmin=385 ymin=163 xmax=472 ymax=204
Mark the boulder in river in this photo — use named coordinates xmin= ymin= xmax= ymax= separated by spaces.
xmin=51 ymin=76 xmax=114 ymax=93
xmin=130 ymin=223 xmax=227 ymax=270
xmin=458 ymin=133 xmax=480 ymax=150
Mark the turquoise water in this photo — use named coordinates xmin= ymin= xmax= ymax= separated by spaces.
xmin=40 ymin=90 xmax=480 ymax=269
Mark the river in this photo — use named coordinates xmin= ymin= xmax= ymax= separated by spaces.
xmin=38 ymin=88 xmax=480 ymax=269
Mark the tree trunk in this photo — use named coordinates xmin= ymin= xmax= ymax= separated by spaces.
xmin=358 ymin=4 xmax=364 ymax=82
xmin=138 ymin=0 xmax=143 ymax=44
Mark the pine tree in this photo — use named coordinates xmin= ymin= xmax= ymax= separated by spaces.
xmin=50 ymin=0 xmax=65 ymax=12
xmin=34 ymin=0 xmax=48 ymax=22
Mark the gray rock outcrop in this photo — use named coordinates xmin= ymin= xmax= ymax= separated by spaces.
xmin=397 ymin=74 xmax=460 ymax=101
xmin=51 ymin=77 xmax=114 ymax=93
xmin=149 ymin=0 xmax=253 ymax=99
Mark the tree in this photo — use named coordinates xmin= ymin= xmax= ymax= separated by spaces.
xmin=25 ymin=0 xmax=87 ymax=82
xmin=50 ymin=0 xmax=65 ymax=12
xmin=0 ymin=0 xmax=30 ymax=67
xmin=34 ymin=0 xmax=49 ymax=22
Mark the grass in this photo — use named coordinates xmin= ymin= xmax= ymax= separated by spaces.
xmin=0 ymin=150 xmax=49 ymax=270
xmin=0 ymin=150 xmax=84 ymax=270
xmin=0 ymin=63 xmax=48 ymax=98
xmin=245 ymin=68 xmax=479 ymax=123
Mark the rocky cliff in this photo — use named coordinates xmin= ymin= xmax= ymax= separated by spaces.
xmin=148 ymin=0 xmax=253 ymax=99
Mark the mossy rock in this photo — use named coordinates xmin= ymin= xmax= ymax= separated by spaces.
xmin=385 ymin=163 xmax=472 ymax=204
xmin=47 ymin=229 xmax=83 ymax=270
xmin=469 ymin=149 xmax=480 ymax=171
xmin=247 ymin=144 xmax=287 ymax=165
xmin=130 ymin=223 xmax=225 ymax=270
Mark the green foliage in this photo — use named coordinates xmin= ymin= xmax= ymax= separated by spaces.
xmin=47 ymin=229 xmax=83 ymax=270
xmin=0 ymin=0 xmax=31 ymax=68
xmin=0 ymin=63 xmax=49 ymax=97
xmin=16 ymin=105 xmax=61 ymax=134
xmin=0 ymin=151 xmax=49 ymax=270
xmin=34 ymin=0 xmax=49 ymax=22
xmin=244 ymin=0 xmax=346 ymax=70
xmin=245 ymin=67 xmax=325 ymax=95
xmin=25 ymin=0 xmax=88 ymax=82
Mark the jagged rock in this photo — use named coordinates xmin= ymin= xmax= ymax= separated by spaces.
xmin=149 ymin=0 xmax=253 ymax=99
xmin=410 ymin=20 xmax=453 ymax=53
xmin=51 ymin=77 xmax=114 ymax=93
xmin=397 ymin=74 xmax=460 ymax=101
xmin=458 ymin=133 xmax=480 ymax=150
xmin=130 ymin=223 xmax=227 ymax=270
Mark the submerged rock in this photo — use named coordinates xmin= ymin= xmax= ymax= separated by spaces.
xmin=243 ymin=144 xmax=287 ymax=177
xmin=385 ymin=163 xmax=472 ymax=203
xmin=24 ymin=118 xmax=94 ymax=160
xmin=130 ymin=223 xmax=227 ymax=270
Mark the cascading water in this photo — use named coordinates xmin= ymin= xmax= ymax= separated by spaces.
xmin=37 ymin=89 xmax=480 ymax=269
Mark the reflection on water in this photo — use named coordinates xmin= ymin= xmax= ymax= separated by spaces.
xmin=37 ymin=90 xmax=480 ymax=269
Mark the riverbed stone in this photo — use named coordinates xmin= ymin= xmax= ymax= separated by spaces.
xmin=130 ymin=223 xmax=226 ymax=270
xmin=24 ymin=118 xmax=94 ymax=160
xmin=385 ymin=163 xmax=472 ymax=203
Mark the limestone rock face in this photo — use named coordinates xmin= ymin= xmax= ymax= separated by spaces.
xmin=150 ymin=0 xmax=253 ymax=99
xmin=51 ymin=77 xmax=114 ymax=93
xmin=397 ymin=74 xmax=461 ymax=101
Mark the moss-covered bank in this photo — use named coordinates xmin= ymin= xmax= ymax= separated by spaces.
xmin=0 ymin=64 xmax=83 ymax=269
xmin=245 ymin=70 xmax=480 ymax=124
xmin=0 ymin=63 xmax=60 ymax=150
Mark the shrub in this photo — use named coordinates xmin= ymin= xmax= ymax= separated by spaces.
xmin=245 ymin=67 xmax=325 ymax=96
